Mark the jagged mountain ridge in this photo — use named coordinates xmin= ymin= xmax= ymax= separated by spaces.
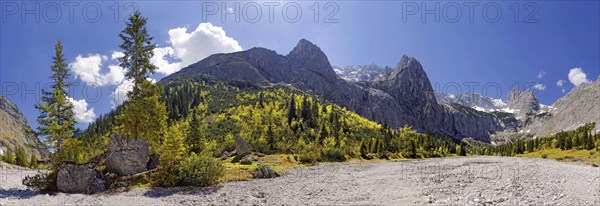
xmin=0 ymin=95 xmax=48 ymax=158
xmin=523 ymin=77 xmax=600 ymax=136
xmin=333 ymin=64 xmax=384 ymax=82
xmin=162 ymin=39 xmax=509 ymax=142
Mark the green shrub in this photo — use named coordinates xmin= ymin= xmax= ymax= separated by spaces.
xmin=321 ymin=147 xmax=346 ymax=162
xmin=541 ymin=154 xmax=548 ymax=159
xmin=22 ymin=173 xmax=50 ymax=191
xmin=178 ymin=152 xmax=225 ymax=187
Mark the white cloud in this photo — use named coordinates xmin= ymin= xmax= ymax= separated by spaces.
xmin=70 ymin=54 xmax=126 ymax=87
xmin=168 ymin=22 xmax=242 ymax=69
xmin=537 ymin=71 xmax=545 ymax=79
xmin=561 ymin=88 xmax=566 ymax=93
xmin=151 ymin=47 xmax=182 ymax=75
xmin=111 ymin=51 xmax=124 ymax=60
xmin=67 ymin=97 xmax=96 ymax=123
xmin=110 ymin=77 xmax=157 ymax=109
xmin=533 ymin=84 xmax=546 ymax=91
xmin=111 ymin=79 xmax=133 ymax=109
xmin=556 ymin=79 xmax=565 ymax=87
xmin=568 ymin=67 xmax=591 ymax=86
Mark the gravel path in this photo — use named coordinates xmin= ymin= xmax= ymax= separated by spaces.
xmin=1 ymin=156 xmax=599 ymax=205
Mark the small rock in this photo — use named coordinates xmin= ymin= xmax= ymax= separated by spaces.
xmin=256 ymin=152 xmax=266 ymax=157
xmin=240 ymin=155 xmax=254 ymax=165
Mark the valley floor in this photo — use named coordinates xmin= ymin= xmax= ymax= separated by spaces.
xmin=1 ymin=156 xmax=599 ymax=205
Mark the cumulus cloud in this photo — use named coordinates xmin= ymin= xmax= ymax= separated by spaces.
xmin=151 ymin=47 xmax=182 ymax=75
xmin=556 ymin=79 xmax=565 ymax=87
xmin=110 ymin=79 xmax=133 ymax=109
xmin=568 ymin=67 xmax=591 ymax=86
xmin=561 ymin=88 xmax=566 ymax=93
xmin=70 ymin=54 xmax=126 ymax=87
xmin=168 ymin=22 xmax=242 ymax=68
xmin=533 ymin=84 xmax=546 ymax=91
xmin=110 ymin=77 xmax=157 ymax=109
xmin=537 ymin=71 xmax=545 ymax=79
xmin=111 ymin=51 xmax=124 ymax=60
xmin=67 ymin=97 xmax=96 ymax=123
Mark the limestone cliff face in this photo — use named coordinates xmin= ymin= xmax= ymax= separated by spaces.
xmin=162 ymin=39 xmax=511 ymax=142
xmin=524 ymin=77 xmax=600 ymax=136
xmin=0 ymin=95 xmax=48 ymax=158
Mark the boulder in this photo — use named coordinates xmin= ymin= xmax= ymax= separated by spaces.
xmin=253 ymin=165 xmax=280 ymax=179
xmin=57 ymin=164 xmax=105 ymax=194
xmin=105 ymin=134 xmax=149 ymax=176
xmin=147 ymin=153 xmax=160 ymax=170
xmin=234 ymin=135 xmax=253 ymax=157
xmin=240 ymin=155 xmax=254 ymax=165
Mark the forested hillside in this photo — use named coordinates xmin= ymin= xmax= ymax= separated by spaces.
xmin=75 ymin=74 xmax=464 ymax=164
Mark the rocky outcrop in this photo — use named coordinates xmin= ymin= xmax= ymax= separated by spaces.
xmin=57 ymin=164 xmax=105 ymax=194
xmin=161 ymin=39 xmax=509 ymax=142
xmin=105 ymin=134 xmax=149 ymax=176
xmin=0 ymin=95 xmax=48 ymax=158
xmin=234 ymin=135 xmax=253 ymax=157
xmin=333 ymin=63 xmax=383 ymax=82
xmin=507 ymin=87 xmax=540 ymax=118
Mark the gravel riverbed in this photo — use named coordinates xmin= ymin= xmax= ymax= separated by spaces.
xmin=1 ymin=156 xmax=599 ymax=205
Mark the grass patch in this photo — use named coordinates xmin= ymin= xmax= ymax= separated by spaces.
xmin=220 ymin=154 xmax=304 ymax=183
xmin=518 ymin=148 xmax=600 ymax=165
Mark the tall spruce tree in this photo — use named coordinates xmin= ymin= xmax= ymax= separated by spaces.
xmin=35 ymin=40 xmax=75 ymax=168
xmin=114 ymin=11 xmax=167 ymax=152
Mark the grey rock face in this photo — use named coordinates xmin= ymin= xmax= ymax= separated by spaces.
xmin=507 ymin=87 xmax=540 ymax=118
xmin=161 ymin=39 xmax=509 ymax=142
xmin=0 ymin=95 xmax=48 ymax=158
xmin=525 ymin=77 xmax=600 ymax=136
xmin=253 ymin=165 xmax=280 ymax=179
xmin=333 ymin=63 xmax=383 ymax=82
xmin=436 ymin=92 xmax=506 ymax=111
xmin=234 ymin=135 xmax=253 ymax=157
xmin=105 ymin=134 xmax=149 ymax=176
xmin=57 ymin=164 xmax=105 ymax=194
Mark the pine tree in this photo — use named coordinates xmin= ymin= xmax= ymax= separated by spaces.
xmin=153 ymin=123 xmax=187 ymax=186
xmin=35 ymin=40 xmax=76 ymax=168
xmin=4 ymin=146 xmax=14 ymax=164
xmin=186 ymin=111 xmax=203 ymax=154
xmin=114 ymin=11 xmax=167 ymax=152
xmin=287 ymin=95 xmax=296 ymax=126
xmin=29 ymin=153 xmax=38 ymax=169
xmin=117 ymin=10 xmax=158 ymax=99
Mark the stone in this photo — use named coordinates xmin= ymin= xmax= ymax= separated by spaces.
xmin=147 ymin=153 xmax=160 ymax=170
xmin=234 ymin=135 xmax=253 ymax=157
xmin=105 ymin=134 xmax=149 ymax=176
xmin=252 ymin=165 xmax=280 ymax=179
xmin=57 ymin=164 xmax=105 ymax=194
xmin=256 ymin=152 xmax=266 ymax=157
xmin=240 ymin=155 xmax=254 ymax=165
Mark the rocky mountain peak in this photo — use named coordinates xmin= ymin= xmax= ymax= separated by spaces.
xmin=287 ymin=39 xmax=337 ymax=80
xmin=507 ymin=87 xmax=540 ymax=117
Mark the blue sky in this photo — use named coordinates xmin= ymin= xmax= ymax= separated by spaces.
xmin=1 ymin=1 xmax=599 ymax=129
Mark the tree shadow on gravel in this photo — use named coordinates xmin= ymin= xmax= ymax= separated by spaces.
xmin=142 ymin=185 xmax=223 ymax=198
xmin=0 ymin=189 xmax=38 ymax=199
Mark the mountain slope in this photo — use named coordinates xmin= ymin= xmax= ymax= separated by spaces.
xmin=524 ymin=77 xmax=600 ymax=136
xmin=333 ymin=64 xmax=383 ymax=82
xmin=0 ymin=95 xmax=48 ymax=158
xmin=163 ymin=39 xmax=507 ymax=142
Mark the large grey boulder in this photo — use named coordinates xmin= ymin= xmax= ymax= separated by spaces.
xmin=57 ymin=164 xmax=105 ymax=194
xmin=105 ymin=134 xmax=149 ymax=176
xmin=234 ymin=135 xmax=253 ymax=157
